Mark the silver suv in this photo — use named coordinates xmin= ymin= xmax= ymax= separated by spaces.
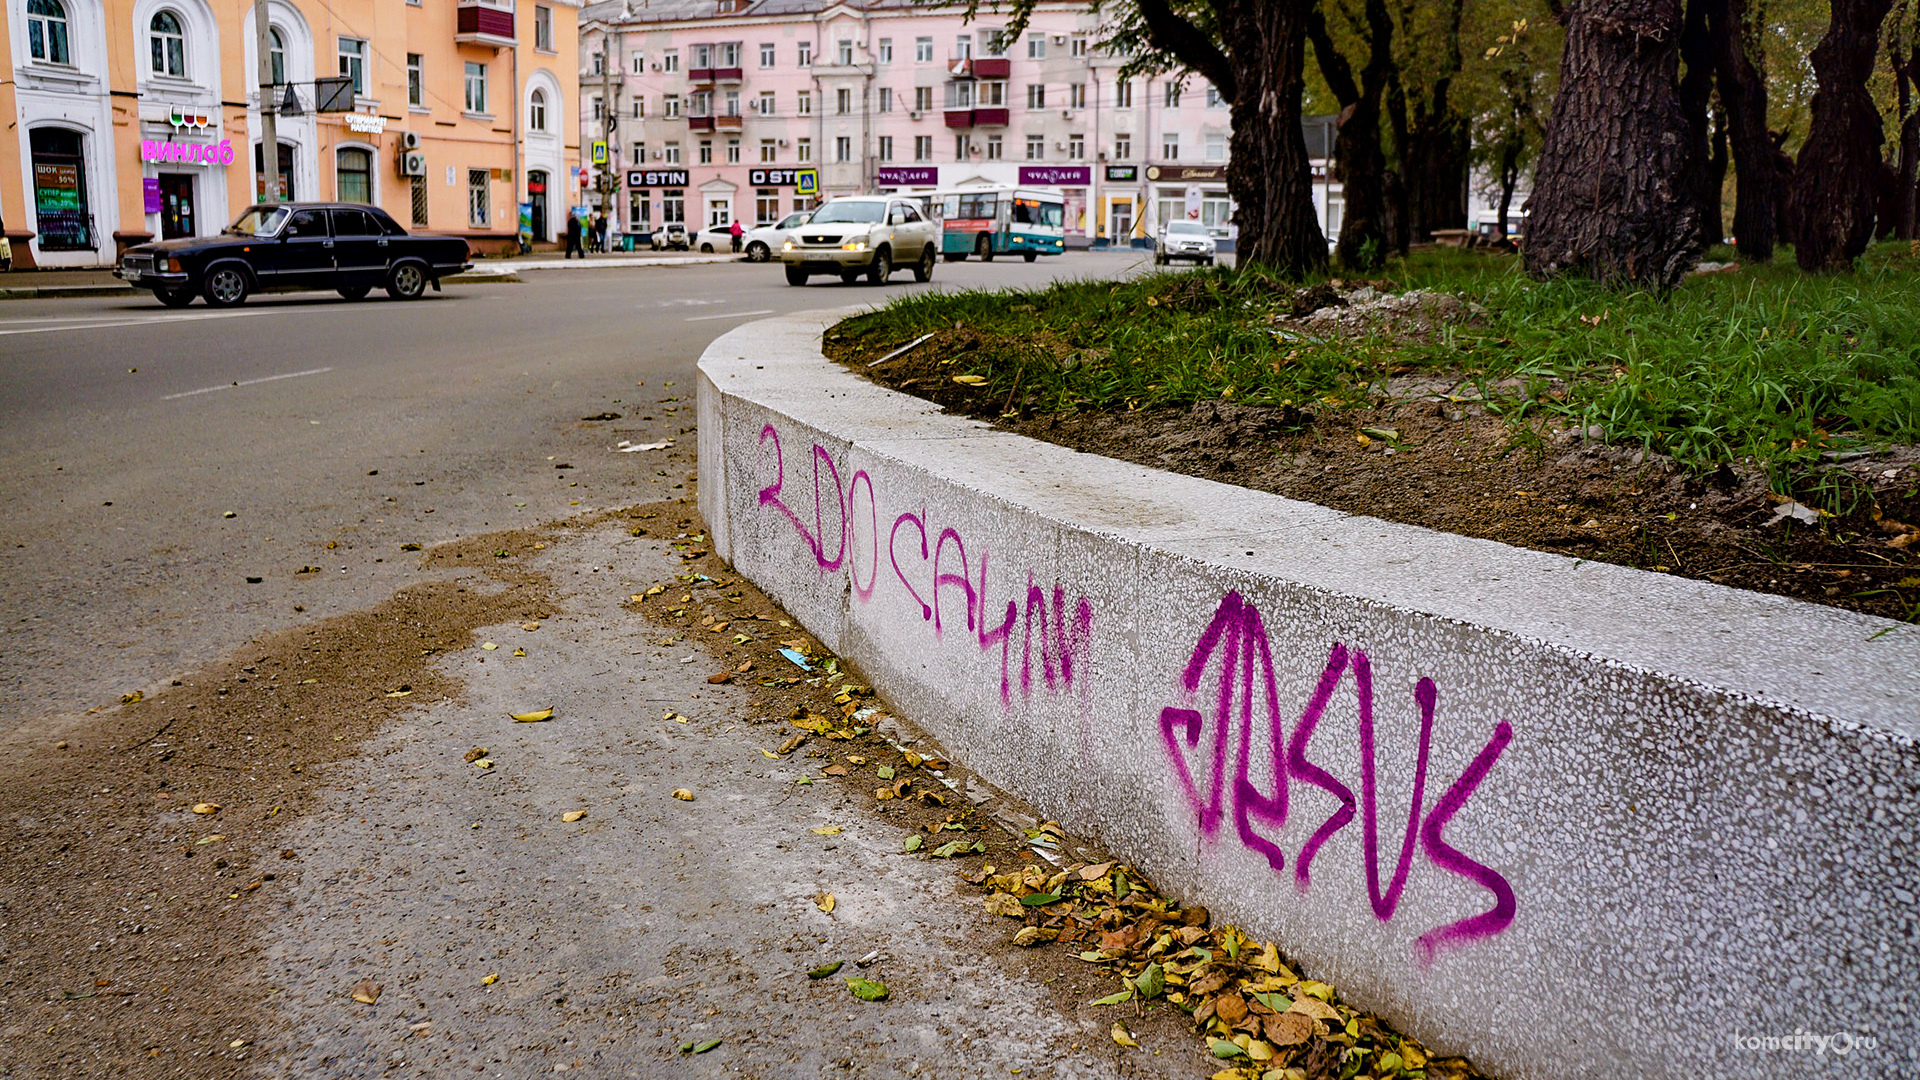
xmin=781 ymin=196 xmax=937 ymax=285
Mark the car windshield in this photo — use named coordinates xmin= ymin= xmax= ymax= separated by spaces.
xmin=226 ymin=206 xmax=290 ymax=236
xmin=810 ymin=201 xmax=884 ymax=224
xmin=1167 ymin=222 xmax=1207 ymax=236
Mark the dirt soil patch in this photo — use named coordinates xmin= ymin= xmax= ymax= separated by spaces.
xmin=829 ymin=310 xmax=1920 ymax=625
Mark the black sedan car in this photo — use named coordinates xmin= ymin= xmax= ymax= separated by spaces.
xmin=115 ymin=203 xmax=472 ymax=307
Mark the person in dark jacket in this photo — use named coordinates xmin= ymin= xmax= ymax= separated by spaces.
xmin=565 ymin=212 xmax=585 ymax=259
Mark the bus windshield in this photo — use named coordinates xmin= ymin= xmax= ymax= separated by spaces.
xmin=1012 ymin=198 xmax=1063 ymax=229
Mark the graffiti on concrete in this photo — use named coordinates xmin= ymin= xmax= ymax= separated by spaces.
xmin=1159 ymin=591 xmax=1515 ymax=962
xmin=757 ymin=424 xmax=1093 ymax=704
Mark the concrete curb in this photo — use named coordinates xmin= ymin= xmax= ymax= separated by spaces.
xmin=473 ymin=254 xmax=740 ymax=271
xmin=0 ymin=283 xmax=135 ymax=300
xmin=698 ymin=309 xmax=1920 ymax=1079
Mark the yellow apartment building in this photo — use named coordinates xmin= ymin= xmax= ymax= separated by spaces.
xmin=1 ymin=0 xmax=580 ymax=267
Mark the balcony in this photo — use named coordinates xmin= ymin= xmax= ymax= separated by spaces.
xmin=944 ymin=109 xmax=974 ymax=128
xmin=972 ymin=107 xmax=1008 ymax=126
xmin=688 ymin=67 xmax=714 ymax=83
xmin=455 ymin=0 xmax=516 ymax=47
xmin=687 ymin=114 xmax=715 ymax=132
xmin=714 ymin=113 xmax=743 ymax=130
xmin=972 ymin=57 xmax=1009 ymax=79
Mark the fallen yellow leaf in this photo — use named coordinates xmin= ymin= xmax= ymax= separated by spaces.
xmin=481 ymin=642 xmax=499 ymax=651
xmin=760 ymin=748 xmax=781 ymax=759
xmin=811 ymin=825 xmax=842 ymax=835
xmin=120 ymin=690 xmax=143 ymax=704
xmin=192 ymin=802 xmax=219 ymax=815
xmin=1111 ymin=1022 xmax=1139 ymax=1048
xmin=562 ymin=810 xmax=587 ymax=823
xmin=952 ymin=374 xmax=987 ymax=385
xmin=350 ymin=979 xmax=382 ymax=1005
xmin=473 ymin=758 xmax=494 ymax=769
xmin=521 ymin=622 xmax=540 ymax=632
xmin=815 ymin=892 xmax=836 ymax=914
xmin=510 ymin=708 xmax=553 ymax=723
xmin=672 ymin=788 xmax=694 ymax=801
xmin=511 ymin=648 xmax=526 ymax=657
xmin=481 ymin=973 xmax=499 ymax=986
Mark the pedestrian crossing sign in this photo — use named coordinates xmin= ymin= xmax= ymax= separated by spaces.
xmin=795 ymin=168 xmax=818 ymax=196
xmin=591 ymin=141 xmax=608 ymax=166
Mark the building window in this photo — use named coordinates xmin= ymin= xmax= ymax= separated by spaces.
xmin=149 ymin=11 xmax=186 ymax=77
xmin=878 ymin=135 xmax=893 ymax=162
xmin=662 ymin=49 xmax=678 ymax=72
xmin=914 ymin=36 xmax=932 ymax=62
xmin=528 ymin=88 xmax=547 ymax=130
xmin=796 ymin=90 xmax=812 ymax=115
xmin=629 ymin=190 xmax=650 ymax=230
xmin=797 ymin=41 xmax=811 ymax=66
xmin=760 ymin=139 xmax=776 ymax=162
xmin=1025 ymin=135 xmax=1044 ymax=160
xmin=464 ymin=60 xmax=487 ymax=113
xmin=877 ymin=87 xmax=892 ymax=113
xmin=631 ymin=52 xmax=645 ymax=73
xmin=878 ymin=38 xmax=892 ymax=63
xmin=664 ymin=94 xmax=680 ymax=118
xmin=1070 ymin=35 xmax=1088 ymax=57
xmin=837 ymin=39 xmax=853 ymax=65
xmin=30 ymin=127 xmax=90 ymax=248
xmin=662 ymin=189 xmax=684 ymax=223
xmin=698 ymin=141 xmax=712 ymax=164
xmin=691 ymin=44 xmax=709 ymax=69
xmin=1114 ymin=133 xmax=1131 ymax=159
xmin=760 ymin=42 xmax=775 ymax=67
xmin=984 ymin=135 xmax=1002 ymax=160
xmin=1115 ymin=80 xmax=1132 ymax=108
xmin=796 ymin=137 xmax=812 ymax=162
xmin=534 ymin=5 xmax=552 ymax=50
xmin=956 ymin=134 xmax=972 ymax=160
xmin=337 ymin=146 xmax=372 ymax=203
xmin=947 ymin=81 xmax=972 ymax=110
xmin=591 ymin=95 xmax=604 ymax=120
xmin=270 ymin=29 xmax=287 ymax=86
xmin=1026 ymin=84 xmax=1045 ymax=110
xmin=468 ymin=168 xmax=489 ymax=227
xmin=664 ymin=141 xmax=680 ymax=164
xmin=592 ymin=50 xmax=603 ymax=75
xmin=340 ymin=37 xmax=368 ymax=96
xmin=726 ymin=138 xmax=740 ymax=164
xmin=1204 ymin=133 xmax=1226 ymax=162
xmin=725 ymin=89 xmax=740 ymax=115
xmin=914 ymin=86 xmax=933 ymax=112
xmin=410 ymin=175 xmax=429 ymax=227
xmin=1068 ymin=133 xmax=1084 ymax=159
xmin=835 ymin=136 xmax=851 ymax=163
xmin=632 ymin=97 xmax=644 ymax=118
xmin=1207 ymin=84 xmax=1226 ymax=108
xmin=979 ymin=80 xmax=1005 ymax=106
xmin=1026 ymin=33 xmax=1044 ymax=59
xmin=1069 ymin=83 xmax=1085 ymax=109
xmin=27 ymin=0 xmax=70 ymax=64
xmin=758 ymin=91 xmax=775 ymax=114
xmin=719 ymin=42 xmax=740 ymax=67
xmin=914 ymin=135 xmax=932 ymax=161
xmin=836 ymin=87 xmax=851 ymax=115
xmin=407 ymin=53 xmax=423 ymax=107
xmin=953 ymin=34 xmax=972 ymax=59
xmin=631 ymin=142 xmax=646 ymax=165
xmin=756 ymin=189 xmax=780 ymax=223
xmin=1164 ymin=82 xmax=1181 ymax=108
xmin=1162 ymin=133 xmax=1178 ymax=160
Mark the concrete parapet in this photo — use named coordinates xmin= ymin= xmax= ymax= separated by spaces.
xmin=697 ymin=308 xmax=1920 ymax=1079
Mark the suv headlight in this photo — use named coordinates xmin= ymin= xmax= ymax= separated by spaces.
xmin=782 ymin=239 xmax=794 ymax=252
xmin=841 ymin=238 xmax=867 ymax=252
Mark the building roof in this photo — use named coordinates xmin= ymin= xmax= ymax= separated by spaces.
xmin=581 ymin=0 xmax=1028 ymax=28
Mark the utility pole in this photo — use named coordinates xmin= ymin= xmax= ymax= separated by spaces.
xmin=254 ymin=0 xmax=280 ymax=203
xmin=602 ymin=33 xmax=615 ymax=218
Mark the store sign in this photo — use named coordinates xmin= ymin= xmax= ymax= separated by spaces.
xmin=141 ymin=139 xmax=235 ymax=166
xmin=1104 ymin=165 xmax=1138 ymax=182
xmin=875 ymin=166 xmax=936 ymax=186
xmin=1145 ymin=164 xmax=1226 ymax=183
xmin=627 ymin=168 xmax=690 ymax=187
xmin=345 ymin=113 xmax=388 ymax=134
xmin=748 ymin=167 xmax=820 ymax=190
xmin=168 ymin=105 xmax=215 ymax=130
xmin=1018 ymin=165 xmax=1089 ymax=186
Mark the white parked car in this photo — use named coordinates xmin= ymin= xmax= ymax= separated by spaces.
xmin=1155 ymin=220 xmax=1217 ymax=265
xmin=692 ymin=222 xmax=748 ymax=254
xmin=781 ymin=195 xmax=937 ymax=286
xmin=741 ymin=210 xmax=812 ymax=262
xmin=649 ymin=222 xmax=689 ymax=251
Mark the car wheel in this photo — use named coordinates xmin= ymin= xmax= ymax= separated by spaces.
xmin=977 ymin=235 xmax=994 ymax=262
xmin=386 ymin=262 xmax=427 ymax=300
xmin=785 ymin=265 xmax=810 ymax=286
xmin=866 ymin=247 xmax=892 ymax=284
xmin=1154 ymin=253 xmax=1167 ymax=266
xmin=840 ymin=268 xmax=862 ymax=284
xmin=155 ymin=286 xmax=195 ymax=308
xmin=700 ymin=242 xmax=714 ymax=253
xmin=201 ymin=265 xmax=250 ymax=307
xmin=747 ymin=241 xmax=770 ymax=262
xmin=337 ymin=285 xmax=371 ymax=301
xmin=912 ymin=246 xmax=935 ymax=283
xmin=1204 ymin=256 xmax=1216 ymax=266
xmin=1023 ymin=251 xmax=1038 ymax=263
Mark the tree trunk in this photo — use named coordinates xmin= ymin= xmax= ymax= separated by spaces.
xmin=1677 ymin=0 xmax=1720 ymax=253
xmin=1307 ymin=0 xmax=1394 ymax=270
xmin=1495 ymin=138 xmax=1522 ymax=247
xmin=1400 ymin=0 xmax=1470 ymax=240
xmin=1525 ymin=0 xmax=1702 ymax=287
xmin=1714 ymin=0 xmax=1777 ymax=259
xmin=1225 ymin=0 xmax=1329 ymax=276
xmin=1890 ymin=27 xmax=1919 ymax=238
xmin=1788 ymin=0 xmax=1895 ymax=271
xmin=1701 ymin=107 xmax=1730 ymax=247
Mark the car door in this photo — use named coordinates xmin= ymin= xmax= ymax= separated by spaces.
xmin=329 ymin=208 xmax=388 ymax=286
xmin=276 ymin=208 xmax=335 ymax=285
xmin=897 ymin=201 xmax=932 ymax=251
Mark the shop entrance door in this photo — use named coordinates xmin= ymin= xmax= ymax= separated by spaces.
xmin=1109 ymin=201 xmax=1133 ymax=246
xmin=29 ymin=127 xmax=92 ymax=251
xmin=528 ymin=171 xmax=548 ymax=241
xmin=158 ymin=173 xmax=195 ymax=239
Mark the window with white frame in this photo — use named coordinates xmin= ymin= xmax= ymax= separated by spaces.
xmin=953 ymin=33 xmax=971 ymax=59
xmin=467 ymin=168 xmax=489 ymax=227
xmin=760 ymin=42 xmax=775 ymax=66
xmin=984 ymin=135 xmax=1001 ymax=160
xmin=719 ymin=42 xmax=740 ymax=66
xmin=797 ymin=41 xmax=811 ymax=66
xmin=760 ymin=139 xmax=776 ymax=163
xmin=592 ymin=51 xmax=603 ymax=75
xmin=691 ymin=44 xmax=709 ymax=69
xmin=796 ymin=90 xmax=811 ymax=115
xmin=877 ymin=87 xmax=891 ymax=112
xmin=631 ymin=52 xmax=645 ymax=72
xmin=756 ymin=189 xmax=780 ymax=224
xmin=914 ymin=135 xmax=932 ymax=161
xmin=662 ymin=189 xmax=684 ymax=222
xmin=1025 ymin=83 xmax=1045 ymax=110
xmin=1114 ymin=133 xmax=1131 ymax=159
xmin=340 ymin=37 xmax=368 ymax=95
xmin=632 ymin=96 xmax=644 ymax=118
xmin=529 ymin=87 xmax=547 ymax=130
xmin=954 ymin=134 xmax=968 ymax=159
xmin=1025 ymin=135 xmax=1044 ymax=160
xmin=664 ymin=141 xmax=681 ymax=163
xmin=835 ymin=136 xmax=851 ymax=162
xmin=836 ymin=87 xmax=851 ymax=115
xmin=407 ymin=53 xmax=423 ymax=107
xmin=631 ymin=142 xmax=646 ymax=165
xmin=1070 ymin=34 xmax=1088 ymax=57
xmin=1164 ymin=82 xmax=1181 ymax=107
xmin=149 ymin=11 xmax=186 ymax=77
xmin=270 ymin=28 xmax=287 ymax=84
xmin=591 ymin=95 xmax=604 ymax=120
xmin=981 ymin=29 xmax=1007 ymax=56
xmin=1069 ymin=83 xmax=1085 ymax=109
xmin=796 ymin=137 xmax=811 ymax=162
xmin=665 ymin=94 xmax=680 ymax=118
xmin=979 ymin=80 xmax=1005 ymax=106
xmin=758 ymin=90 xmax=775 ymax=114
xmin=914 ymin=86 xmax=933 ymax=111
xmin=725 ymin=89 xmax=740 ymax=115
xmin=1026 ymin=33 xmax=1044 ymax=59
xmin=1161 ymin=132 xmax=1178 ymax=159
xmin=914 ymin=36 xmax=932 ymax=62
xmin=698 ymin=141 xmax=712 ymax=164
xmin=878 ymin=135 xmax=893 ymax=161
xmin=1206 ymin=84 xmax=1225 ymax=108
xmin=534 ymin=5 xmax=552 ymax=50
xmin=878 ymin=38 xmax=892 ymax=63
xmin=661 ymin=49 xmax=678 ymax=72
xmin=1114 ymin=80 xmax=1132 ymax=108
xmin=1068 ymin=133 xmax=1084 ymax=159
xmin=463 ymin=60 xmax=487 ymax=112
xmin=945 ymin=81 xmax=973 ymax=109
xmin=837 ymin=39 xmax=853 ymax=65
xmin=726 ymin=138 xmax=740 ymax=163
xmin=1204 ymin=133 xmax=1226 ymax=161
xmin=27 ymin=0 xmax=71 ymax=64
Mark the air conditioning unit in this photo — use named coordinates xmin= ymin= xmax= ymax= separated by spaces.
xmin=651 ymin=62 xmax=662 ymax=71
xmin=399 ymin=131 xmax=422 ymax=151
xmin=399 ymin=150 xmax=426 ymax=177
xmin=778 ymin=138 xmax=789 ymax=147
xmin=908 ymin=110 xmax=922 ymax=120
xmin=1053 ymin=34 xmax=1067 ymax=43
xmin=1062 ymin=109 xmax=1072 ymax=119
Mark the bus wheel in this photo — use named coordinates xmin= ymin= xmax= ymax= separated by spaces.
xmin=1022 ymin=251 xmax=1038 ymax=263
xmin=913 ymin=246 xmax=935 ymax=283
xmin=977 ymin=235 xmax=994 ymax=262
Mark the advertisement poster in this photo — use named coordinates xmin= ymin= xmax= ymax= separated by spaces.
xmin=33 ymin=161 xmax=89 ymax=248
xmin=517 ymin=202 xmax=533 ymax=250
xmin=143 ymin=178 xmax=163 ymax=214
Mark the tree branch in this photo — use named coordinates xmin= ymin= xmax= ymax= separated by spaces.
xmin=1306 ymin=6 xmax=1361 ymax=106
xmin=1134 ymin=0 xmax=1238 ymax=100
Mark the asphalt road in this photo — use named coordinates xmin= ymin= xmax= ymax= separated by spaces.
xmin=0 ymin=251 xmax=1149 ymax=742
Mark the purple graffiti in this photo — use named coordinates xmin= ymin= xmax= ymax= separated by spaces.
xmin=757 ymin=424 xmax=1092 ymax=704
xmin=1160 ymin=590 xmax=1515 ymax=961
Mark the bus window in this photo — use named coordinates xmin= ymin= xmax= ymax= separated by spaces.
xmin=1013 ymin=198 xmax=1036 ymax=224
xmin=940 ymin=194 xmax=960 ymax=219
xmin=1038 ymin=201 xmax=1063 ymax=228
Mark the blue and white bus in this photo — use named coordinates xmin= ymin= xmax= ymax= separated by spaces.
xmin=928 ymin=187 xmax=1066 ymax=262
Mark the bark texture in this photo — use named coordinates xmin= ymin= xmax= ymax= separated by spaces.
xmin=1788 ymin=0 xmax=1895 ymax=271
xmin=1713 ymin=0 xmax=1777 ymax=259
xmin=1525 ymin=0 xmax=1701 ymax=287
xmin=1677 ymin=0 xmax=1721 ymax=252
xmin=1223 ymin=0 xmax=1329 ymax=276
xmin=1307 ymin=0 xmax=1394 ymax=269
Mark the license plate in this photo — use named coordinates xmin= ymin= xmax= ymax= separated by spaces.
xmin=123 ymin=269 xmax=141 ymax=280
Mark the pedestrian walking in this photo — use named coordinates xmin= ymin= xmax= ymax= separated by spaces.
xmin=729 ymin=219 xmax=744 ymax=254
xmin=564 ymin=212 xmax=585 ymax=259
xmin=592 ymin=213 xmax=608 ymax=253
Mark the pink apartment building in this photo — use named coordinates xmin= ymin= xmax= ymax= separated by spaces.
xmin=575 ymin=0 xmax=1337 ymax=248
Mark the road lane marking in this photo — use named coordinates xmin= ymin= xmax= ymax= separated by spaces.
xmin=683 ymin=309 xmax=775 ymax=322
xmin=161 ymin=366 xmax=335 ymax=400
xmin=0 ymin=309 xmax=275 ymax=337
